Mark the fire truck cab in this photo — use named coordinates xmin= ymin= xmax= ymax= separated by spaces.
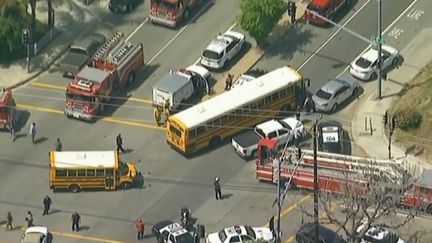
xmin=0 ymin=89 xmax=16 ymax=131
xmin=305 ymin=0 xmax=351 ymax=26
xmin=149 ymin=0 xmax=202 ymax=28
xmin=401 ymin=169 xmax=432 ymax=214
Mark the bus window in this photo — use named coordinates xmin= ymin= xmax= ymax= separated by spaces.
xmin=257 ymin=99 xmax=264 ymax=108
xmin=236 ymin=109 xmax=243 ymax=116
xmin=87 ymin=169 xmax=95 ymax=176
xmin=78 ymin=169 xmax=85 ymax=176
xmin=272 ymin=92 xmax=279 ymax=100
xmin=68 ymin=170 xmax=77 ymax=177
xmin=96 ymin=169 xmax=105 ymax=177
xmin=221 ymin=115 xmax=228 ymax=124
xmin=106 ymin=169 xmax=114 ymax=176
xmin=56 ymin=169 xmax=67 ymax=177
xmin=197 ymin=126 xmax=206 ymax=134
xmin=280 ymin=89 xmax=288 ymax=97
xmin=189 ymin=129 xmax=197 ymax=138
xmin=265 ymin=95 xmax=272 ymax=104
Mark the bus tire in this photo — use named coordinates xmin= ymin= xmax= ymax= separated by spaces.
xmin=68 ymin=184 xmax=80 ymax=193
xmin=426 ymin=205 xmax=432 ymax=214
xmin=279 ymin=105 xmax=292 ymax=118
xmin=120 ymin=182 xmax=132 ymax=190
xmin=209 ymin=136 xmax=222 ymax=148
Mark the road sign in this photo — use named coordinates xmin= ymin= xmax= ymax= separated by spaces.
xmin=370 ymin=35 xmax=387 ymax=45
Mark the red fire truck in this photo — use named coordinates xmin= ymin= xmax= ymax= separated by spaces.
xmin=400 ymin=169 xmax=432 ymax=214
xmin=64 ymin=32 xmax=144 ymax=121
xmin=255 ymin=138 xmax=408 ymax=194
xmin=0 ymin=89 xmax=16 ymax=131
xmin=304 ymin=0 xmax=351 ymax=26
xmin=149 ymin=0 xmax=204 ymax=28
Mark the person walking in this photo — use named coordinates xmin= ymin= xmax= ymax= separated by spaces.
xmin=42 ymin=195 xmax=52 ymax=215
xmin=29 ymin=122 xmax=36 ymax=144
xmin=135 ymin=218 xmax=145 ymax=240
xmin=55 ymin=138 xmax=62 ymax=151
xmin=224 ymin=74 xmax=233 ymax=91
xmin=25 ymin=211 xmax=33 ymax=228
xmin=6 ymin=212 xmax=13 ymax=230
xmin=213 ymin=177 xmax=222 ymax=200
xmin=153 ymin=107 xmax=162 ymax=126
xmin=116 ymin=134 xmax=125 ymax=153
xmin=71 ymin=212 xmax=81 ymax=232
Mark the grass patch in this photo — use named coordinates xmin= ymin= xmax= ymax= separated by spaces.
xmin=388 ymin=61 xmax=432 ymax=158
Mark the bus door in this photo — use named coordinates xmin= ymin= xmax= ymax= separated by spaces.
xmin=105 ymin=169 xmax=115 ymax=190
xmin=294 ymin=78 xmax=310 ymax=106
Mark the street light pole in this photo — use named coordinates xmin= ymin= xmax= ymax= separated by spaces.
xmin=276 ymin=157 xmax=282 ymax=243
xmin=376 ymin=0 xmax=383 ymax=100
xmin=313 ymin=118 xmax=319 ymax=243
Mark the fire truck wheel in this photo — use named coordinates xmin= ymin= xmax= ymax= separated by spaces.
xmin=68 ymin=184 xmax=80 ymax=193
xmin=120 ymin=182 xmax=132 ymax=190
xmin=127 ymin=72 xmax=136 ymax=85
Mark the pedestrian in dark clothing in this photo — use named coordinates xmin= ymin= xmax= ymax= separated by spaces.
xmin=135 ymin=219 xmax=145 ymax=240
xmin=6 ymin=212 xmax=13 ymax=230
xmin=71 ymin=212 xmax=81 ymax=232
xmin=269 ymin=216 xmax=275 ymax=238
xmin=295 ymin=105 xmax=301 ymax=120
xmin=116 ymin=134 xmax=125 ymax=153
xmin=42 ymin=195 xmax=52 ymax=215
xmin=29 ymin=122 xmax=36 ymax=144
xmin=291 ymin=4 xmax=297 ymax=24
xmin=25 ymin=211 xmax=33 ymax=228
xmin=224 ymin=74 xmax=233 ymax=91
xmin=214 ymin=177 xmax=222 ymax=200
xmin=55 ymin=138 xmax=62 ymax=151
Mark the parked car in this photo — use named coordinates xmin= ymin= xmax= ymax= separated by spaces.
xmin=356 ymin=222 xmax=408 ymax=243
xmin=232 ymin=116 xmax=304 ymax=160
xmin=201 ymin=31 xmax=245 ymax=70
xmin=152 ymin=220 xmax=195 ymax=243
xmin=350 ymin=45 xmax=399 ymax=80
xmin=317 ymin=120 xmax=344 ymax=154
xmin=305 ymin=0 xmax=351 ymax=26
xmin=206 ymin=225 xmax=273 ymax=243
xmin=312 ymin=74 xmax=359 ymax=113
xmin=109 ymin=0 xmax=141 ymax=13
xmin=20 ymin=226 xmax=49 ymax=243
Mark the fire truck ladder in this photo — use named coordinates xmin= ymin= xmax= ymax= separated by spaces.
xmin=107 ymin=41 xmax=134 ymax=64
xmin=93 ymin=32 xmax=124 ymax=61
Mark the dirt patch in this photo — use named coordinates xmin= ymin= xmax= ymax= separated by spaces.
xmin=388 ymin=61 xmax=432 ymax=160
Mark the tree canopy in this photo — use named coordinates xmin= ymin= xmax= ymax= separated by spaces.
xmin=237 ymin=0 xmax=286 ymax=45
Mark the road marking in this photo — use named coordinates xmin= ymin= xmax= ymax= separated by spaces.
xmin=147 ymin=25 xmax=189 ymax=65
xmin=193 ymin=21 xmax=238 ymax=65
xmin=125 ymin=18 xmax=149 ymax=42
xmin=298 ymin=0 xmax=372 ymax=70
xmin=16 ymin=103 xmax=165 ymax=131
xmin=30 ymin=82 xmax=153 ymax=104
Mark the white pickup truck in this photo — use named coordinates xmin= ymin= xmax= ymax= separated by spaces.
xmin=152 ymin=65 xmax=210 ymax=112
xmin=231 ymin=116 xmax=304 ymax=160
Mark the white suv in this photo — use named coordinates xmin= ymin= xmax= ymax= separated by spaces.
xmin=201 ymin=30 xmax=245 ymax=70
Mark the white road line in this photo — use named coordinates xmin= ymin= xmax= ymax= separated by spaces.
xmin=125 ymin=18 xmax=149 ymax=41
xmin=148 ymin=25 xmax=189 ymax=64
xmin=335 ymin=0 xmax=419 ymax=77
xmin=193 ymin=21 xmax=238 ymax=65
xmin=298 ymin=0 xmax=371 ymax=71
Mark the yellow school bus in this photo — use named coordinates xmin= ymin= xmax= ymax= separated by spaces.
xmin=166 ymin=66 xmax=309 ymax=154
xmin=49 ymin=151 xmax=144 ymax=192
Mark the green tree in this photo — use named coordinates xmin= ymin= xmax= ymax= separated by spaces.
xmin=237 ymin=0 xmax=286 ymax=45
xmin=0 ymin=2 xmax=29 ymax=61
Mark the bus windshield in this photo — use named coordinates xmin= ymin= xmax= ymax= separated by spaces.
xmin=66 ymin=92 xmax=94 ymax=102
xmin=119 ymin=161 xmax=129 ymax=176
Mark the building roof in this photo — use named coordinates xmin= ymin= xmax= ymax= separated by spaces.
xmin=171 ymin=66 xmax=302 ymax=128
xmin=53 ymin=151 xmax=117 ymax=169
xmin=153 ymin=73 xmax=190 ymax=93
xmin=76 ymin=66 xmax=111 ymax=83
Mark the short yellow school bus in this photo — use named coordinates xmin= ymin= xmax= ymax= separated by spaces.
xmin=49 ymin=151 xmax=144 ymax=192
xmin=166 ymin=66 xmax=309 ymax=154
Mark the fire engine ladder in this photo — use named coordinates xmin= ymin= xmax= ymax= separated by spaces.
xmin=286 ymin=148 xmax=407 ymax=185
xmin=93 ymin=32 xmax=124 ymax=61
xmin=107 ymin=41 xmax=134 ymax=65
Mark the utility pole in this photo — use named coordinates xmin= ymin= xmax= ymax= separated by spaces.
xmin=388 ymin=117 xmax=396 ymax=159
xmin=276 ymin=157 xmax=282 ymax=243
xmin=313 ymin=118 xmax=319 ymax=243
xmin=376 ymin=0 xmax=383 ymax=100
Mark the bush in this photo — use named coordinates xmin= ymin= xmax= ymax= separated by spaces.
xmin=391 ymin=108 xmax=422 ymax=131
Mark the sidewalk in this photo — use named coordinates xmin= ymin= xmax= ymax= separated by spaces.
xmin=351 ymin=28 xmax=432 ymax=176
xmin=203 ymin=0 xmax=310 ymax=100
xmin=0 ymin=0 xmax=108 ymax=89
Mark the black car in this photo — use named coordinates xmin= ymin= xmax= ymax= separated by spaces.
xmin=317 ymin=120 xmax=344 ymax=154
xmin=108 ymin=0 xmax=140 ymax=13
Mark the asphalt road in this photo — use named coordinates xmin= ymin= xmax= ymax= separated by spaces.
xmin=1 ymin=0 xmax=432 ymax=242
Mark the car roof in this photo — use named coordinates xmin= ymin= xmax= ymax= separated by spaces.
xmin=205 ymin=35 xmax=233 ymax=53
xmin=256 ymin=119 xmax=284 ymax=134
xmin=319 ymin=79 xmax=347 ymax=94
xmin=161 ymin=222 xmax=188 ymax=235
xmin=310 ymin=0 xmax=332 ymax=8
xmin=318 ymin=120 xmax=342 ymax=130
xmin=280 ymin=117 xmax=300 ymax=130
xmin=361 ymin=45 xmax=397 ymax=62
xmin=224 ymin=225 xmax=247 ymax=236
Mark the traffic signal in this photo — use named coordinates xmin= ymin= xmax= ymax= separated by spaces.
xmin=288 ymin=1 xmax=296 ymax=16
xmin=22 ymin=29 xmax=29 ymax=44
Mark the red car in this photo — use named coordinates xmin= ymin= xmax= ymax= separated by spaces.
xmin=304 ymin=0 xmax=351 ymax=26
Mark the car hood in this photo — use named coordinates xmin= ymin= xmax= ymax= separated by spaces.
xmin=206 ymin=232 xmax=222 ymax=243
xmin=25 ymin=226 xmax=48 ymax=235
xmin=253 ymin=227 xmax=274 ymax=241
xmin=312 ymin=94 xmax=330 ymax=107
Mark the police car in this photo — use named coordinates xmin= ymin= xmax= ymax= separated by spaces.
xmin=152 ymin=221 xmax=195 ymax=243
xmin=317 ymin=120 xmax=344 ymax=154
xmin=206 ymin=225 xmax=273 ymax=243
xmin=356 ymin=222 xmax=407 ymax=243
xmin=201 ymin=30 xmax=245 ymax=70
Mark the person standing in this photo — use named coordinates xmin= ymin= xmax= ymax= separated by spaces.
xmin=116 ymin=134 xmax=125 ymax=153
xmin=55 ymin=138 xmax=63 ymax=151
xmin=42 ymin=195 xmax=52 ymax=215
xmin=224 ymin=74 xmax=233 ymax=91
xmin=25 ymin=211 xmax=33 ymax=228
xmin=29 ymin=122 xmax=36 ymax=144
xmin=153 ymin=107 xmax=162 ymax=126
xmin=71 ymin=212 xmax=81 ymax=232
xmin=6 ymin=212 xmax=13 ymax=230
xmin=213 ymin=177 xmax=222 ymax=200
xmin=135 ymin=218 xmax=145 ymax=240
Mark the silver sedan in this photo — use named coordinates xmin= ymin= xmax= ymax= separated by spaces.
xmin=312 ymin=74 xmax=359 ymax=113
